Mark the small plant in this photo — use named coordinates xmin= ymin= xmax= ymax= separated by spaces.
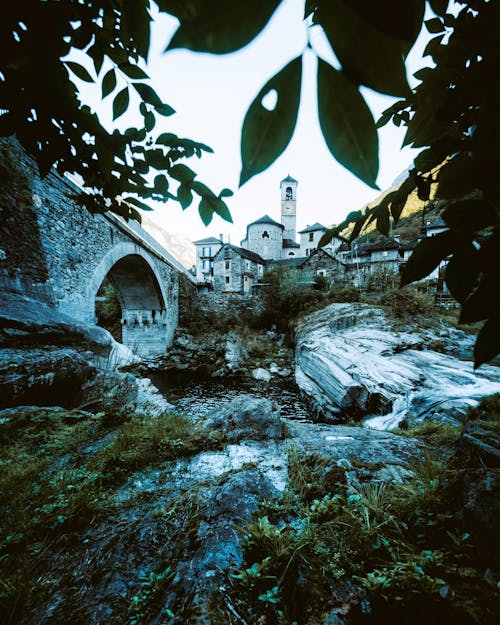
xmin=258 ymin=584 xmax=280 ymax=605
xmin=381 ymin=286 xmax=434 ymax=318
xmin=231 ymin=558 xmax=274 ymax=589
xmin=128 ymin=568 xmax=174 ymax=625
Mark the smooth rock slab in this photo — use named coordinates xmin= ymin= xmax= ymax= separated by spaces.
xmin=295 ymin=303 xmax=500 ymax=428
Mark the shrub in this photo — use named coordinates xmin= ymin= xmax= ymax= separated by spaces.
xmin=381 ymin=286 xmax=434 ymax=318
xmin=257 ymin=266 xmax=326 ymax=331
xmin=328 ymin=284 xmax=361 ymax=303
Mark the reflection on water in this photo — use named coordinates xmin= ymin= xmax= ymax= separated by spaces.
xmin=150 ymin=373 xmax=312 ymax=422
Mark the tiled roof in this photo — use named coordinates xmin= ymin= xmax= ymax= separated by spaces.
xmin=193 ymin=236 xmax=222 ymax=245
xmin=248 ymin=214 xmax=284 ymax=229
xmin=270 ymin=257 xmax=308 ymax=267
xmin=298 ymin=222 xmax=327 ymax=234
xmin=283 ymin=238 xmax=300 ymax=248
xmin=215 ymin=244 xmax=266 ymax=264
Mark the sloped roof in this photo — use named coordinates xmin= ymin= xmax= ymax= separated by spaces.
xmin=193 ymin=236 xmax=222 ymax=245
xmin=271 ymin=257 xmax=308 ymax=267
xmin=298 ymin=222 xmax=327 ymax=234
xmin=283 ymin=238 xmax=300 ymax=248
xmin=214 ymin=244 xmax=265 ymax=264
xmin=281 ymin=174 xmax=297 ymax=183
xmin=364 ymin=236 xmax=401 ymax=252
xmin=248 ymin=214 xmax=284 ymax=229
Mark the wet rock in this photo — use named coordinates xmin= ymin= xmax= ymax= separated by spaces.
xmin=203 ymin=395 xmax=283 ymax=442
xmin=224 ymin=332 xmax=249 ymax=372
xmin=170 ymin=469 xmax=280 ymax=620
xmin=295 ymin=303 xmax=500 ymax=428
xmin=462 ymin=421 xmax=500 ymax=466
xmin=0 ymin=346 xmax=98 ymax=409
xmin=287 ymin=421 xmax=422 ymax=481
xmin=252 ymin=367 xmax=271 ymax=382
xmin=0 ymin=290 xmax=112 ymax=354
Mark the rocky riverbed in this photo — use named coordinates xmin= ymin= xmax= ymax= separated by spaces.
xmin=1 ymin=292 xmax=499 ymax=624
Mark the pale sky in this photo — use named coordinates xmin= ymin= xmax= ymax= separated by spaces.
xmin=77 ymin=0 xmax=434 ymax=244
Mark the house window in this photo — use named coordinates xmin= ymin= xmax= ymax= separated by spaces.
xmin=202 ymin=260 xmax=209 ymax=272
xmin=288 ymin=252 xmax=295 ymax=256
xmin=225 ymin=260 xmax=231 ymax=269
xmin=317 ymin=269 xmax=326 ymax=277
xmin=225 ymin=276 xmax=230 ymax=284
xmin=309 ymin=232 xmax=314 ymax=242
xmin=201 ymin=246 xmax=211 ymax=257
xmin=246 ymin=260 xmax=250 ymax=270
xmin=262 ymin=230 xmax=269 ymax=238
xmin=258 ymin=265 xmax=263 ymax=274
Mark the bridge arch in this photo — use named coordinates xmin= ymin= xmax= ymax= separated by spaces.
xmin=88 ymin=242 xmax=172 ymax=356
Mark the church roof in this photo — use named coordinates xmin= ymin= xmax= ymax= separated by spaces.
xmin=299 ymin=222 xmax=327 ymax=234
xmin=248 ymin=214 xmax=284 ymax=229
xmin=281 ymin=174 xmax=297 ymax=183
xmin=193 ymin=236 xmax=222 ymax=245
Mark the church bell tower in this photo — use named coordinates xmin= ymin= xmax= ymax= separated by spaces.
xmin=280 ymin=175 xmax=297 ymax=241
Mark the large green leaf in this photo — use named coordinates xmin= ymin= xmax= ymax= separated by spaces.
xmin=442 ymin=199 xmax=498 ymax=233
xmin=102 ymin=69 xmax=116 ymax=98
xmin=474 ymin=317 xmax=500 ymax=369
xmin=317 ymin=60 xmax=379 ymax=188
xmin=65 ymin=61 xmax=94 ymax=83
xmin=119 ymin=63 xmax=149 ymax=80
xmin=437 ymin=155 xmax=480 ymax=199
xmin=133 ymin=83 xmax=163 ymax=108
xmin=121 ymin=0 xmax=151 ymax=58
xmin=316 ymin=0 xmax=420 ymax=96
xmin=459 ymin=275 xmax=494 ymax=323
xmin=165 ymin=0 xmax=282 ymax=54
xmin=112 ymin=87 xmax=129 ymax=120
xmin=444 ymin=247 xmax=479 ymax=303
xmin=239 ymin=56 xmax=302 ymax=186
xmin=401 ymin=231 xmax=456 ymax=285
xmin=170 ymin=163 xmax=196 ymax=183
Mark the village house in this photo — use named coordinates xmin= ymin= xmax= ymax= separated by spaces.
xmin=270 ymin=248 xmax=346 ymax=284
xmin=193 ymin=236 xmax=223 ymax=288
xmin=212 ymin=244 xmax=266 ymax=294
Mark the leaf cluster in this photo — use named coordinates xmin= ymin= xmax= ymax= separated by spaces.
xmin=0 ymin=1 xmax=231 ymax=225
xmin=320 ymin=1 xmax=500 ymax=366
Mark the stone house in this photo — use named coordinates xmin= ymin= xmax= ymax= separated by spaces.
xmin=213 ymin=244 xmax=266 ymax=294
xmin=271 ymin=248 xmax=346 ymax=285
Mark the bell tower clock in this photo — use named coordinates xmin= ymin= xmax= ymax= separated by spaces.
xmin=280 ymin=175 xmax=297 ymax=242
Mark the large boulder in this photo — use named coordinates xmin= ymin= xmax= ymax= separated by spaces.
xmin=295 ymin=303 xmax=500 ymax=428
xmin=203 ymin=395 xmax=283 ymax=442
xmin=0 ymin=291 xmax=167 ymax=415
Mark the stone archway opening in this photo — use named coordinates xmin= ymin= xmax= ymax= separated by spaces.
xmin=94 ymin=253 xmax=168 ymax=356
xmin=95 ymin=277 xmax=122 ymax=342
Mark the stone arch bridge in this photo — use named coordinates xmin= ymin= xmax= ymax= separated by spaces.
xmin=0 ymin=144 xmax=195 ymax=357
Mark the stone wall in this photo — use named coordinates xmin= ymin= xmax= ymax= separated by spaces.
xmin=0 ymin=138 xmax=184 ymax=357
xmin=196 ymin=292 xmax=260 ymax=317
xmin=246 ymin=222 xmax=283 ymax=260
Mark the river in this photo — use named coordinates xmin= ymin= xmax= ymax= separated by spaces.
xmin=150 ymin=372 xmax=312 ymax=422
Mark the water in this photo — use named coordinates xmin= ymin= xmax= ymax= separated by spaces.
xmin=150 ymin=372 xmax=312 ymax=422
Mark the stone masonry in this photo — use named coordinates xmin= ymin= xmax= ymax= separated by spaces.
xmin=0 ymin=139 xmax=192 ymax=357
